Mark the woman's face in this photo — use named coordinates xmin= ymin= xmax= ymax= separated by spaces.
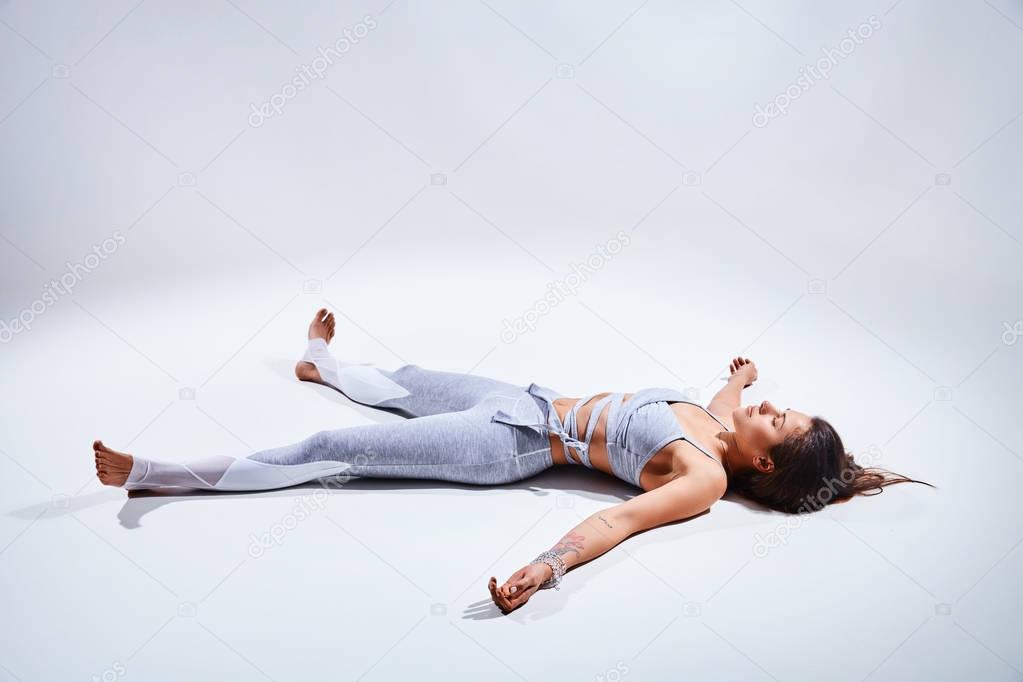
xmin=731 ymin=400 xmax=812 ymax=470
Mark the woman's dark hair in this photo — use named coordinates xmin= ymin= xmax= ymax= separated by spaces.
xmin=726 ymin=416 xmax=935 ymax=514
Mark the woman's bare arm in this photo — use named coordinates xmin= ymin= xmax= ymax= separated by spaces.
xmin=491 ymin=467 xmax=726 ymax=610
xmin=708 ymin=373 xmax=745 ymax=416
xmin=708 ymin=356 xmax=757 ymax=418
xmin=552 ymin=465 xmax=727 ymax=573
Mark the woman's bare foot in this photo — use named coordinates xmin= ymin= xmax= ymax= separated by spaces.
xmin=94 ymin=440 xmax=133 ymax=487
xmin=309 ymin=307 xmax=336 ymax=343
xmin=295 ymin=308 xmax=336 ymax=383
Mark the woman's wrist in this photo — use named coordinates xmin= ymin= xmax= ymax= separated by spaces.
xmin=531 ymin=551 xmax=566 ymax=590
xmin=530 ymin=558 xmax=554 ymax=580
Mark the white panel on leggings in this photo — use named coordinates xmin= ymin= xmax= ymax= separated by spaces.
xmin=302 ymin=338 xmax=411 ymax=405
xmin=124 ymin=454 xmax=353 ymax=491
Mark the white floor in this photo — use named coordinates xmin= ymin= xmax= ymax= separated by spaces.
xmin=2 ymin=1 xmax=1022 ymax=680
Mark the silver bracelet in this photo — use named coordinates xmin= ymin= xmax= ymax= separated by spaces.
xmin=531 ymin=550 xmax=566 ymax=591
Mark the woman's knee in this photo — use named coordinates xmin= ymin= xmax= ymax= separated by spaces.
xmin=303 ymin=427 xmax=384 ymax=466
xmin=391 ymin=363 xmax=421 ymax=378
xmin=302 ymin=429 xmax=338 ymax=459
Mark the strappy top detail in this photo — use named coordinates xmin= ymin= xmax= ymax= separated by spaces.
xmin=491 ymin=383 xmax=728 ymax=488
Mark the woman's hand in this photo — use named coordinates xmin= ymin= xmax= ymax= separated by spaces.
xmin=488 ymin=563 xmax=550 ymax=613
xmin=729 ymin=356 xmax=758 ymax=388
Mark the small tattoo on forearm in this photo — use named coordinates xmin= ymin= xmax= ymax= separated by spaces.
xmin=551 ymin=532 xmax=585 ymax=559
xmin=597 ymin=515 xmax=613 ymax=529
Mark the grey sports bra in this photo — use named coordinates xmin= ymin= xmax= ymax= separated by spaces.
xmin=492 ymin=383 xmax=729 ymax=488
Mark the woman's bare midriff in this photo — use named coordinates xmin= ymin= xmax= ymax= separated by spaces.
xmin=549 ymin=394 xmax=729 ymax=491
xmin=548 ymin=394 xmax=631 ymax=475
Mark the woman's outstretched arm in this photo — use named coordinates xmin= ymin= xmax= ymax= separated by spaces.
xmin=708 ymin=356 xmax=757 ymax=416
xmin=489 ymin=466 xmax=726 ymax=612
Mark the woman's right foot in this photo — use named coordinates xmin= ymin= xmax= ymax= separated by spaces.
xmin=295 ymin=308 xmax=336 ymax=383
xmin=94 ymin=440 xmax=133 ymax=487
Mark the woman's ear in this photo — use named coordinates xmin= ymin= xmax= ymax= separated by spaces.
xmin=753 ymin=454 xmax=774 ymax=474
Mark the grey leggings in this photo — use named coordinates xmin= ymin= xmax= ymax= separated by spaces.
xmin=123 ymin=364 xmax=556 ymax=491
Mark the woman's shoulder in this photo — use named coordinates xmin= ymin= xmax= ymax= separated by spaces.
xmin=661 ymin=440 xmax=729 ymax=493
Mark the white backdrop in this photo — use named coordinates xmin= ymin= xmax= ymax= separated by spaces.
xmin=1 ymin=1 xmax=1022 ymax=680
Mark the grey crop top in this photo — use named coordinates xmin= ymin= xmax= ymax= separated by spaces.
xmin=492 ymin=383 xmax=729 ymax=488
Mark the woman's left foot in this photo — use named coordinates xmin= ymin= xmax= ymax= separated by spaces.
xmin=296 ymin=308 xmax=336 ymax=383
xmin=307 ymin=307 xmax=336 ymax=343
